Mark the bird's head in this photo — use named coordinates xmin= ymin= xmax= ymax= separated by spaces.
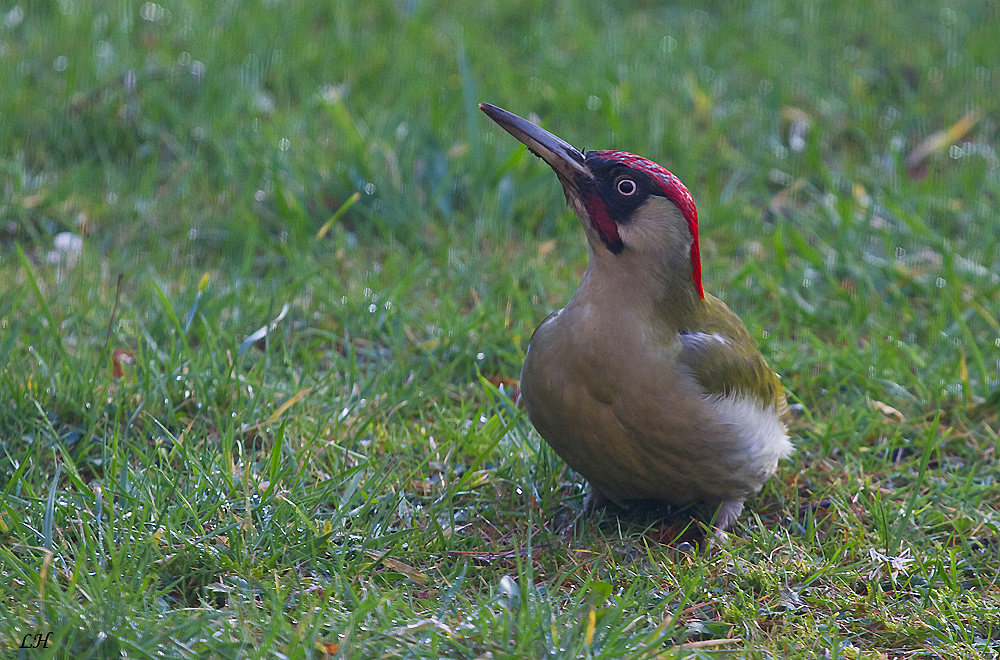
xmin=480 ymin=103 xmax=703 ymax=299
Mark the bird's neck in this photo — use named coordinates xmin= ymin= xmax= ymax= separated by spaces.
xmin=577 ymin=244 xmax=704 ymax=327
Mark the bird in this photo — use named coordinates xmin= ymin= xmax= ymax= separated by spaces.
xmin=480 ymin=102 xmax=793 ymax=532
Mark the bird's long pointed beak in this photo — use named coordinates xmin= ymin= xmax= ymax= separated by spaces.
xmin=479 ymin=103 xmax=592 ymax=191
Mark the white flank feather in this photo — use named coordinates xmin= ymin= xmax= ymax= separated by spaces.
xmin=703 ymin=392 xmax=793 ymax=470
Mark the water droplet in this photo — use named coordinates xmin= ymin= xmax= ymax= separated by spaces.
xmin=789 ymin=130 xmax=806 ymax=153
xmin=476 ymin=352 xmax=485 ymax=361
xmin=5 ymin=6 xmax=24 ymax=28
xmin=368 ymin=304 xmax=377 ymax=313
xmin=53 ymin=56 xmax=68 ymax=72
xmin=936 ymin=277 xmax=946 ymax=288
xmin=140 ymin=2 xmax=163 ymax=22
xmin=279 ymin=137 xmax=290 ymax=151
xmin=53 ymin=232 xmax=83 ymax=255
xmin=364 ymin=182 xmax=375 ymax=195
xmin=254 ymin=190 xmax=266 ymax=201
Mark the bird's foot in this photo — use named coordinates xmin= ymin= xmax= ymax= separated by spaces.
xmin=582 ymin=486 xmax=611 ymax=513
xmin=709 ymin=499 xmax=744 ymax=542
xmin=555 ymin=486 xmax=611 ymax=536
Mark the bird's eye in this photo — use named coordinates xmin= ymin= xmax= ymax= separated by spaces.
xmin=616 ymin=178 xmax=637 ymax=196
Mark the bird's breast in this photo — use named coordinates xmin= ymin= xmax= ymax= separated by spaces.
xmin=519 ymin=300 xmax=789 ymax=505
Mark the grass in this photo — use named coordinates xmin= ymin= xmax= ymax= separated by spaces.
xmin=1 ymin=0 xmax=999 ymax=657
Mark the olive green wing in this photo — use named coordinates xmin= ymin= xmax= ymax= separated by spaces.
xmin=677 ymin=295 xmax=789 ymax=419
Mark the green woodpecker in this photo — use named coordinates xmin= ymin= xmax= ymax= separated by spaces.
xmin=480 ymin=103 xmax=792 ymax=531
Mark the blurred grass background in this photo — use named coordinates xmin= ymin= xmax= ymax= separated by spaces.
xmin=2 ymin=0 xmax=999 ymax=658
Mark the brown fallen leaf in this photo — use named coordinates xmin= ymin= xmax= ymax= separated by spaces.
xmin=905 ymin=109 xmax=982 ymax=179
xmin=538 ymin=239 xmax=557 ymax=258
xmin=669 ymin=638 xmax=743 ymax=651
xmin=112 ymin=348 xmax=136 ymax=379
xmin=869 ymin=397 xmax=905 ymax=422
xmin=363 ymin=550 xmax=428 ymax=585
xmin=316 ymin=640 xmax=339 ymax=656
